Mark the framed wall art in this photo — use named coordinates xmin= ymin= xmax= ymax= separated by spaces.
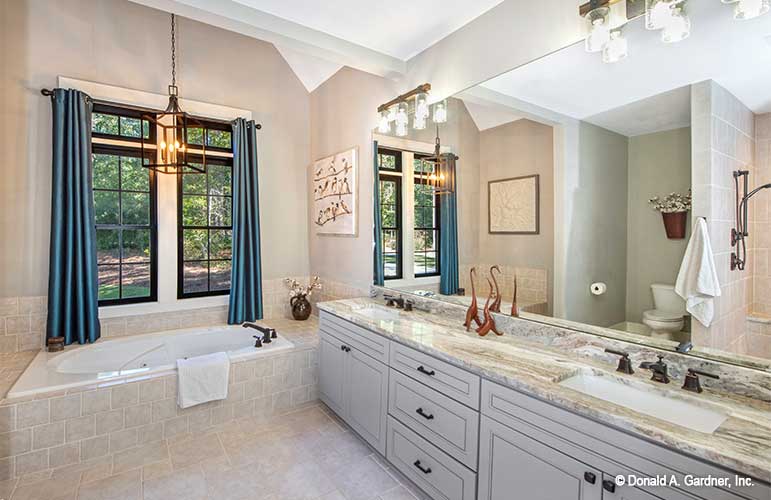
xmin=488 ymin=174 xmax=540 ymax=234
xmin=312 ymin=147 xmax=358 ymax=236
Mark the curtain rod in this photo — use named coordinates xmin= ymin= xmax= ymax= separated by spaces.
xmin=40 ymin=88 xmax=262 ymax=129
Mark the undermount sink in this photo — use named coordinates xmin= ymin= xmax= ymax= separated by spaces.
xmin=352 ymin=304 xmax=401 ymax=321
xmin=559 ymin=374 xmax=728 ymax=434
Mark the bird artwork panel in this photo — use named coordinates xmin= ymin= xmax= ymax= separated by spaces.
xmin=312 ymin=147 xmax=357 ymax=235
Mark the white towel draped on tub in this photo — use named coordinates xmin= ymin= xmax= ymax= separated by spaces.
xmin=675 ymin=218 xmax=722 ymax=327
xmin=177 ymin=352 xmax=230 ymax=409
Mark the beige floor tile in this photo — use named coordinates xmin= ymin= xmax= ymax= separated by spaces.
xmin=329 ymin=456 xmax=398 ymax=500
xmin=112 ymin=441 xmax=168 ymax=474
xmin=203 ymin=463 xmax=274 ymax=500
xmin=77 ymin=469 xmax=141 ymax=500
xmin=168 ymin=433 xmax=224 ymax=469
xmin=140 ymin=460 xmax=172 ymax=482
xmin=0 ymin=478 xmax=17 ymax=500
xmin=263 ymin=459 xmax=336 ymax=500
xmin=316 ymin=491 xmax=346 ymax=500
xmin=377 ymin=486 xmax=419 ymax=500
xmin=142 ymin=465 xmax=206 ymax=500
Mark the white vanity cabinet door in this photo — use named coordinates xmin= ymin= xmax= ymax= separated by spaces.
xmin=346 ymin=347 xmax=389 ymax=455
xmin=478 ymin=415 xmax=603 ymax=500
xmin=319 ymin=332 xmax=348 ymax=417
xmin=600 ymin=476 xmax=668 ymax=500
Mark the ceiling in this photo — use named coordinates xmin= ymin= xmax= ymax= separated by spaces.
xmin=231 ymin=0 xmax=505 ymax=60
xmin=478 ymin=0 xmax=771 ymax=135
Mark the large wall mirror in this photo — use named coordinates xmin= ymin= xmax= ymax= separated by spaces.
xmin=373 ymin=0 xmax=771 ymax=371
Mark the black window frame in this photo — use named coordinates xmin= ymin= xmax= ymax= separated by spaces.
xmin=92 ymin=103 xmax=156 ymax=144
xmin=378 ymin=148 xmax=403 ymax=281
xmin=92 ymin=142 xmax=159 ymax=307
xmin=176 ymin=130 xmax=234 ymax=299
xmin=413 ymin=154 xmax=441 ymax=278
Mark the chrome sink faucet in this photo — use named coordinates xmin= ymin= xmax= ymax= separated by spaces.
xmin=639 ymin=355 xmax=670 ymax=384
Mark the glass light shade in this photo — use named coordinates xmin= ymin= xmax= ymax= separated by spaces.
xmin=433 ymin=99 xmax=448 ymax=124
xmin=585 ymin=18 xmax=610 ymax=52
xmin=377 ymin=111 xmax=391 ymax=133
xmin=584 ymin=7 xmax=610 ymax=53
xmin=395 ymin=122 xmax=408 ymax=137
xmin=662 ymin=7 xmax=691 ymax=43
xmin=395 ymin=102 xmax=409 ymax=127
xmin=603 ymin=30 xmax=628 ymax=64
xmin=413 ymin=113 xmax=427 ymax=130
xmin=646 ymin=0 xmax=676 ymax=30
xmin=734 ymin=0 xmax=770 ymax=19
xmin=414 ymin=92 xmax=430 ymax=120
xmin=387 ymin=105 xmax=397 ymax=122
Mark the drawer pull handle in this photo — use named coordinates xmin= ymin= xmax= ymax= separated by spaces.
xmin=602 ymin=480 xmax=616 ymax=493
xmin=417 ymin=366 xmax=435 ymax=376
xmin=584 ymin=472 xmax=596 ymax=484
xmin=413 ymin=460 xmax=432 ymax=474
xmin=415 ymin=408 xmax=435 ymax=420
xmin=340 ymin=345 xmax=351 ymax=352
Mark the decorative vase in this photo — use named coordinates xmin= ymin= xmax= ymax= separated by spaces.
xmin=290 ymin=295 xmax=312 ymax=321
xmin=662 ymin=211 xmax=688 ymax=239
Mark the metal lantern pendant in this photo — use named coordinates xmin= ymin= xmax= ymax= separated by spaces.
xmin=141 ymin=13 xmax=206 ymax=174
xmin=418 ymin=127 xmax=457 ymax=196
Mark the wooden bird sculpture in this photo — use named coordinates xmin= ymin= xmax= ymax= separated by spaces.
xmin=463 ymin=267 xmax=482 ymax=331
xmin=476 ymin=277 xmax=502 ymax=337
xmin=511 ymin=274 xmax=519 ymax=317
xmin=490 ymin=265 xmax=502 ymax=313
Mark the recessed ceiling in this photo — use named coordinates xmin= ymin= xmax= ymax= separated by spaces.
xmin=479 ymin=1 xmax=771 ymax=127
xmin=231 ymin=0 xmax=505 ymax=59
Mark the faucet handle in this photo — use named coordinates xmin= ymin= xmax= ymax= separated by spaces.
xmin=682 ymin=368 xmax=719 ymax=393
xmin=604 ymin=348 xmax=633 ymax=375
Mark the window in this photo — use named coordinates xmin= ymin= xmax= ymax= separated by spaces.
xmin=177 ymin=121 xmax=234 ymax=298
xmin=413 ymin=156 xmax=440 ymax=277
xmin=92 ymin=104 xmax=158 ymax=305
xmin=378 ymin=149 xmax=403 ymax=280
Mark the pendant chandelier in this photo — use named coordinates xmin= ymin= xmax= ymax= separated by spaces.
xmin=417 ymin=127 xmax=457 ymax=196
xmin=141 ymin=13 xmax=206 ymax=174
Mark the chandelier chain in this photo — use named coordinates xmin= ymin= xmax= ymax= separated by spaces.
xmin=170 ymin=14 xmax=176 ymax=87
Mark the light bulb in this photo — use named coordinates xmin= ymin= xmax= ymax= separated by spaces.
xmin=646 ymin=0 xmax=676 ymax=30
xmin=378 ymin=111 xmax=391 ymax=134
xmin=413 ymin=113 xmax=427 ymax=130
xmin=585 ymin=17 xmax=610 ymax=52
xmin=174 ymin=140 xmax=180 ymax=148
xmin=387 ymin=105 xmax=397 ymax=123
xmin=433 ymin=100 xmax=448 ymax=124
xmin=734 ymin=0 xmax=770 ymax=19
xmin=160 ymin=141 xmax=167 ymax=150
xmin=395 ymin=102 xmax=409 ymax=128
xmin=168 ymin=144 xmax=174 ymax=152
xmin=603 ymin=30 xmax=628 ymax=64
xmin=395 ymin=122 xmax=408 ymax=137
xmin=662 ymin=7 xmax=690 ymax=43
xmin=414 ymin=93 xmax=429 ymax=120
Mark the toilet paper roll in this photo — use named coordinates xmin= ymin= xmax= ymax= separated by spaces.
xmin=591 ymin=282 xmax=607 ymax=296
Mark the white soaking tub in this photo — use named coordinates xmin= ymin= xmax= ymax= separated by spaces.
xmin=7 ymin=325 xmax=294 ymax=398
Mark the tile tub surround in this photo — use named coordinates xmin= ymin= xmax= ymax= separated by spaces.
xmin=0 ymin=277 xmax=314 ymax=353
xmin=318 ymin=297 xmax=771 ymax=482
xmin=0 ymin=404 xmax=426 ymax=500
xmin=0 ymin=318 xmax=320 ymax=481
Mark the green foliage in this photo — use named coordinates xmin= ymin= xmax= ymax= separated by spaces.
xmin=96 ymin=229 xmax=119 ymax=264
xmin=207 ymin=130 xmax=231 ymax=149
xmin=94 ymin=191 xmax=119 ymax=225
xmin=378 ymin=153 xmax=397 ymax=170
xmin=93 ymin=154 xmax=119 ymax=189
xmin=209 ymin=196 xmax=231 ymax=226
xmin=182 ymin=172 xmax=207 ymax=195
xmin=121 ymin=193 xmax=150 ymax=225
xmin=119 ymin=117 xmax=142 ymax=138
xmin=208 ymin=165 xmax=232 ymax=196
xmin=182 ymin=196 xmax=207 ymax=226
xmin=183 ymin=229 xmax=207 ymax=260
xmin=210 ymin=230 xmax=232 ymax=259
xmin=121 ymin=157 xmax=149 ymax=192
xmin=93 ymin=113 xmax=118 ymax=135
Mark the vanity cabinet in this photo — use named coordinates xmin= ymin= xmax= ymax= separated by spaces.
xmin=318 ymin=324 xmax=389 ymax=455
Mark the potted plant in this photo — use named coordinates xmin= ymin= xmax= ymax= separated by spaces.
xmin=284 ymin=276 xmax=322 ymax=321
xmin=648 ymin=190 xmax=692 ymax=239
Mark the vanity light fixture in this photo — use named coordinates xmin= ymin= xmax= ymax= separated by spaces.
xmin=395 ymin=102 xmax=409 ymax=128
xmin=603 ymin=29 xmax=629 ymax=63
xmin=376 ymin=84 xmax=448 ymax=135
xmin=645 ymin=0 xmax=680 ymax=30
xmin=413 ymin=112 xmax=427 ymax=130
xmin=415 ymin=92 xmax=430 ymax=121
xmin=141 ymin=13 xmax=206 ymax=174
xmin=723 ymin=0 xmax=770 ymax=20
xmin=661 ymin=6 xmax=691 ymax=43
xmin=377 ymin=111 xmax=391 ymax=134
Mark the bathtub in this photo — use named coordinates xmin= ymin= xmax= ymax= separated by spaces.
xmin=7 ymin=325 xmax=294 ymax=398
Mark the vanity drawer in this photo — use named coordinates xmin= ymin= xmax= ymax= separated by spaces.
xmin=319 ymin=310 xmax=390 ymax=364
xmin=386 ymin=416 xmax=476 ymax=500
xmin=389 ymin=342 xmax=480 ymax=409
xmin=388 ymin=369 xmax=479 ymax=470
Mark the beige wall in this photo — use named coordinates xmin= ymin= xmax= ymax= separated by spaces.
xmin=308 ymin=67 xmax=398 ymax=290
xmin=1 ymin=0 xmax=311 ymax=297
xmin=752 ymin=113 xmax=771 ymax=318
xmin=691 ymin=80 xmax=755 ymax=353
xmin=478 ymin=119 xmax=554 ymax=312
xmin=562 ymin=122 xmax=629 ymax=327
xmin=626 ymin=127 xmax=691 ymax=323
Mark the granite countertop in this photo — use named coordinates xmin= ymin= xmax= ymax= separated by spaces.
xmin=317 ymin=298 xmax=771 ymax=482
